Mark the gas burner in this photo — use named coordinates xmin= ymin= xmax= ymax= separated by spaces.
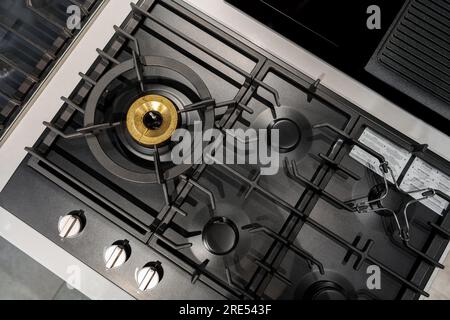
xmin=126 ymin=95 xmax=179 ymax=147
xmin=83 ymin=55 xmax=215 ymax=183
xmin=367 ymin=183 xmax=404 ymax=217
xmin=202 ymin=217 xmax=239 ymax=256
xmin=269 ymin=118 xmax=301 ymax=153
xmin=348 ymin=168 xmax=439 ymax=243
xmin=114 ymin=84 xmax=196 ymax=163
xmin=182 ymin=201 xmax=253 ymax=270
xmin=295 ymin=272 xmax=357 ymax=300
xmin=366 ymin=184 xmax=434 ymax=243
xmin=163 ymin=165 xmax=293 ymax=291
xmin=252 ymin=106 xmax=312 ymax=160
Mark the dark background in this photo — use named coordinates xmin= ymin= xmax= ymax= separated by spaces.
xmin=226 ymin=0 xmax=449 ymax=135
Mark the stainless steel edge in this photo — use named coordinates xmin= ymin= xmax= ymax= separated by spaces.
xmin=1 ymin=0 xmax=104 ymax=145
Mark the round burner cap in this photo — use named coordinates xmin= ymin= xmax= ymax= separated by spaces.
xmin=202 ymin=217 xmax=239 ymax=255
xmin=126 ymin=95 xmax=178 ymax=146
xmin=304 ymin=281 xmax=348 ymax=300
xmin=270 ymin=118 xmax=301 ymax=153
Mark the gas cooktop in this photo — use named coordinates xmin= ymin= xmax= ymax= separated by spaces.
xmin=1 ymin=0 xmax=450 ymax=300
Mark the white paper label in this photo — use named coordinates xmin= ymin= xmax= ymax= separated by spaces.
xmin=400 ymin=158 xmax=450 ymax=216
xmin=349 ymin=128 xmax=411 ymax=182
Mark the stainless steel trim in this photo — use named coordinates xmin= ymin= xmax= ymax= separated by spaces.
xmin=0 ymin=0 xmax=109 ymax=145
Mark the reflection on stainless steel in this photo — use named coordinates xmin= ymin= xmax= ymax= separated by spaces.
xmin=0 ymin=0 xmax=103 ymax=141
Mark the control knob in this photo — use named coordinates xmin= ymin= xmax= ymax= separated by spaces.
xmin=136 ymin=262 xmax=163 ymax=292
xmin=104 ymin=240 xmax=131 ymax=269
xmin=58 ymin=211 xmax=85 ymax=238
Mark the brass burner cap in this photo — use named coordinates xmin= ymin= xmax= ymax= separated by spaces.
xmin=126 ymin=95 xmax=179 ymax=146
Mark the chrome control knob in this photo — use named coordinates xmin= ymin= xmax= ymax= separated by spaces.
xmin=136 ymin=262 xmax=163 ymax=292
xmin=58 ymin=211 xmax=85 ymax=238
xmin=104 ymin=240 xmax=131 ymax=269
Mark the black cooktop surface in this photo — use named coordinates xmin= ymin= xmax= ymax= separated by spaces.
xmin=226 ymin=0 xmax=450 ymax=135
xmin=226 ymin=0 xmax=405 ymax=74
xmin=1 ymin=0 xmax=450 ymax=300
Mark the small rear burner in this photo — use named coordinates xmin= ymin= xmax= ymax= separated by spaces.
xmin=251 ymin=106 xmax=313 ymax=162
xmin=270 ymin=118 xmax=301 ymax=153
xmin=202 ymin=217 xmax=239 ymax=255
xmin=367 ymin=184 xmax=404 ymax=217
